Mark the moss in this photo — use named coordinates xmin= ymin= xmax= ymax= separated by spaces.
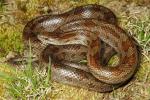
xmin=0 ymin=24 xmax=24 ymax=57
xmin=0 ymin=0 xmax=150 ymax=99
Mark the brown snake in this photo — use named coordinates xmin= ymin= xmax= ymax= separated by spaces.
xmin=23 ymin=4 xmax=140 ymax=92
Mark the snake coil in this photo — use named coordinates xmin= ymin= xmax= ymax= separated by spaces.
xmin=23 ymin=4 xmax=140 ymax=92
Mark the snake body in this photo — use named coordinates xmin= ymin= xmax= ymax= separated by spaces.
xmin=23 ymin=4 xmax=140 ymax=92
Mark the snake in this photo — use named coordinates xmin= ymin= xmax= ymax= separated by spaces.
xmin=23 ymin=4 xmax=140 ymax=92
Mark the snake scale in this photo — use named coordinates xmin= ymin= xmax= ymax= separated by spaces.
xmin=23 ymin=4 xmax=140 ymax=92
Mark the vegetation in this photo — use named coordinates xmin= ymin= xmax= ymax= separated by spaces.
xmin=0 ymin=0 xmax=150 ymax=99
xmin=0 ymin=43 xmax=53 ymax=99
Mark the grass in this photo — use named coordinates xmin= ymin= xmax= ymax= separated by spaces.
xmin=123 ymin=16 xmax=150 ymax=55
xmin=0 ymin=42 xmax=53 ymax=99
xmin=0 ymin=0 xmax=150 ymax=100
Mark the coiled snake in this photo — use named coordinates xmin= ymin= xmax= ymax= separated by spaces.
xmin=23 ymin=4 xmax=140 ymax=92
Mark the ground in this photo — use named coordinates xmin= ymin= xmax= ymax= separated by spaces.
xmin=0 ymin=0 xmax=150 ymax=100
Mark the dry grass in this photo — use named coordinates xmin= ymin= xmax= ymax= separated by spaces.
xmin=0 ymin=0 xmax=150 ymax=100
